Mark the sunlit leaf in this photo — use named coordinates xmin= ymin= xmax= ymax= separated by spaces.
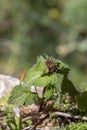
xmin=8 ymin=85 xmax=36 ymax=105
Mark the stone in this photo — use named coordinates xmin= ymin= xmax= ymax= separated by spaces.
xmin=0 ymin=74 xmax=20 ymax=98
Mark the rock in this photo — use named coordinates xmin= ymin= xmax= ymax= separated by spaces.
xmin=0 ymin=74 xmax=20 ymax=98
xmin=31 ymin=85 xmax=44 ymax=97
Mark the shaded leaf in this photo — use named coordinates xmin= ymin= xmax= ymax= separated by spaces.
xmin=58 ymin=60 xmax=70 ymax=76
xmin=61 ymin=78 xmax=78 ymax=97
xmin=77 ymin=92 xmax=87 ymax=111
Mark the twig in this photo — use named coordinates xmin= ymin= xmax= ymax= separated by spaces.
xmin=30 ymin=113 xmax=49 ymax=130
xmin=53 ymin=111 xmax=87 ymax=121
xmin=22 ymin=126 xmax=31 ymax=130
xmin=22 ymin=116 xmax=31 ymax=122
xmin=23 ymin=126 xmax=41 ymax=130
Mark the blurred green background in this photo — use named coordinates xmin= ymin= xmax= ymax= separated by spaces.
xmin=0 ymin=0 xmax=87 ymax=88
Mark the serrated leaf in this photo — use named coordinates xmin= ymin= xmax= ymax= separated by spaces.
xmin=8 ymin=85 xmax=36 ymax=106
xmin=33 ymin=56 xmax=48 ymax=72
xmin=24 ymin=56 xmax=48 ymax=87
xmin=58 ymin=60 xmax=70 ymax=76
xmin=44 ymin=86 xmax=54 ymax=99
xmin=24 ymin=56 xmax=68 ymax=89
xmin=24 ymin=92 xmax=36 ymax=105
xmin=77 ymin=92 xmax=87 ymax=111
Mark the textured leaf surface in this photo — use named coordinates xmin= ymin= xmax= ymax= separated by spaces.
xmin=64 ymin=122 xmax=87 ymax=130
xmin=24 ymin=56 xmax=48 ymax=87
xmin=24 ymin=56 xmax=70 ymax=89
xmin=24 ymin=92 xmax=36 ymax=105
xmin=8 ymin=85 xmax=36 ymax=105
xmin=24 ymin=71 xmax=42 ymax=87
xmin=44 ymin=86 xmax=54 ymax=99
xmin=32 ymin=73 xmax=59 ymax=87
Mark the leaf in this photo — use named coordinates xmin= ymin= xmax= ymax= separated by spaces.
xmin=58 ymin=60 xmax=70 ymax=76
xmin=44 ymin=85 xmax=55 ymax=99
xmin=33 ymin=73 xmax=58 ymax=87
xmin=24 ymin=71 xmax=42 ymax=87
xmin=77 ymin=92 xmax=87 ymax=111
xmin=55 ymin=73 xmax=64 ymax=92
xmin=53 ymin=97 xmax=60 ymax=107
xmin=24 ymin=56 xmax=69 ymax=89
xmin=8 ymin=85 xmax=36 ymax=106
xmin=7 ymin=119 xmax=17 ymax=130
xmin=64 ymin=122 xmax=87 ymax=130
xmin=24 ymin=56 xmax=48 ymax=87
xmin=61 ymin=78 xmax=78 ymax=97
xmin=24 ymin=92 xmax=36 ymax=105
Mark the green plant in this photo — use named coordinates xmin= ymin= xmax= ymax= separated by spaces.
xmin=7 ymin=56 xmax=77 ymax=128
xmin=7 ymin=55 xmax=87 ymax=129
xmin=63 ymin=122 xmax=87 ymax=130
xmin=8 ymin=55 xmax=76 ymax=106
xmin=7 ymin=116 xmax=21 ymax=130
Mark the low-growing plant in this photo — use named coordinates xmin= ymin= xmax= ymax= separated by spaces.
xmin=63 ymin=122 xmax=87 ymax=130
xmin=8 ymin=55 xmax=77 ymax=107
xmin=6 ymin=55 xmax=87 ymax=129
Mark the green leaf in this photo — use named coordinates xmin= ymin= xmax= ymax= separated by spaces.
xmin=77 ymin=92 xmax=87 ymax=111
xmin=32 ymin=73 xmax=58 ymax=87
xmin=23 ymin=56 xmax=69 ymax=90
xmin=24 ymin=71 xmax=42 ymax=87
xmin=53 ymin=97 xmax=60 ymax=107
xmin=33 ymin=56 xmax=48 ymax=72
xmin=64 ymin=122 xmax=87 ymax=130
xmin=24 ymin=56 xmax=48 ymax=87
xmin=61 ymin=78 xmax=78 ymax=97
xmin=55 ymin=73 xmax=64 ymax=93
xmin=58 ymin=60 xmax=70 ymax=76
xmin=44 ymin=85 xmax=55 ymax=99
xmin=7 ymin=119 xmax=17 ymax=130
xmin=24 ymin=92 xmax=36 ymax=105
xmin=8 ymin=85 xmax=36 ymax=105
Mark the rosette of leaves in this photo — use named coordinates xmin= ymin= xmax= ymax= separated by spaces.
xmin=8 ymin=55 xmax=77 ymax=107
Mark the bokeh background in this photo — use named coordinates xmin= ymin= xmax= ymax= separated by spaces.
xmin=0 ymin=0 xmax=87 ymax=88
